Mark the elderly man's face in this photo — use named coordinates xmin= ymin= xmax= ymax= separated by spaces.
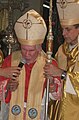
xmin=62 ymin=25 xmax=79 ymax=45
xmin=21 ymin=45 xmax=39 ymax=64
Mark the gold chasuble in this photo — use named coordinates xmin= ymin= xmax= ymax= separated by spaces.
xmin=49 ymin=42 xmax=79 ymax=120
xmin=9 ymin=50 xmax=46 ymax=120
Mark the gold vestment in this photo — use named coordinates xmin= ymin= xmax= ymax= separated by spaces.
xmin=9 ymin=50 xmax=46 ymax=120
xmin=49 ymin=42 xmax=79 ymax=120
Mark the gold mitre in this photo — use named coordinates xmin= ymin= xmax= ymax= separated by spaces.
xmin=56 ymin=0 xmax=79 ymax=26
xmin=14 ymin=9 xmax=47 ymax=45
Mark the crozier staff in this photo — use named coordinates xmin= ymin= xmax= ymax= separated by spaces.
xmin=44 ymin=0 xmax=79 ymax=120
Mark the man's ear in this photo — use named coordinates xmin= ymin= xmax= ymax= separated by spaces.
xmin=78 ymin=28 xmax=79 ymax=33
xmin=36 ymin=44 xmax=42 ymax=52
